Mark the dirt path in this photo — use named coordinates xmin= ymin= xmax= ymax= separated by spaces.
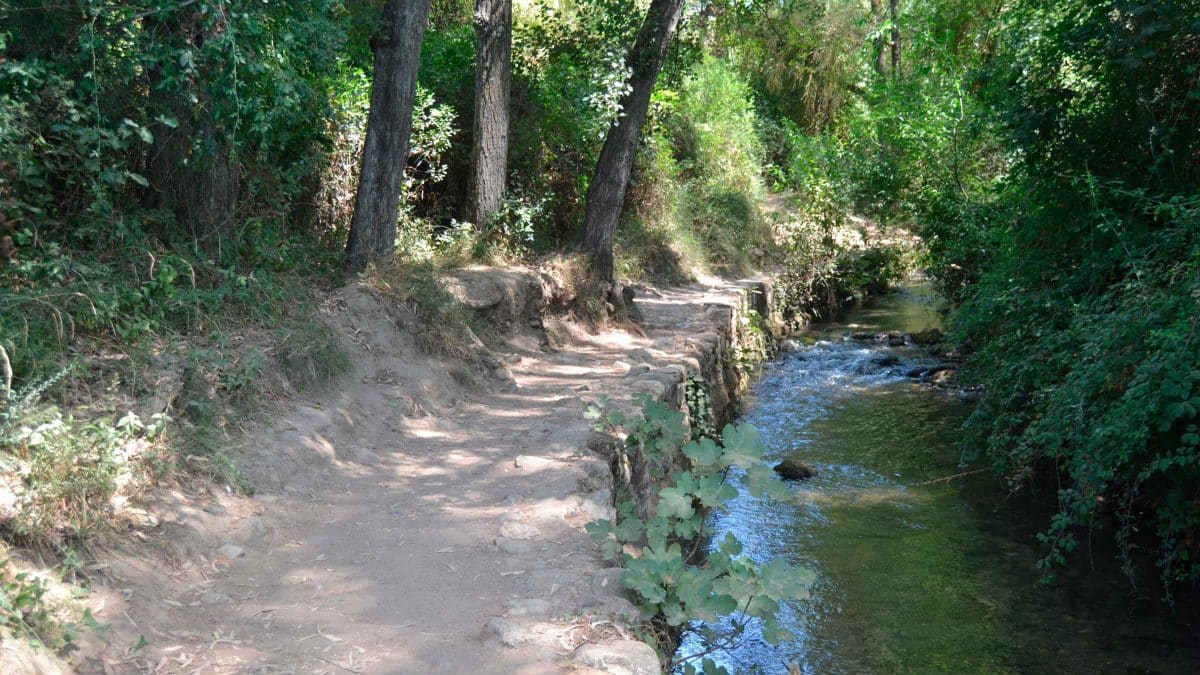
xmin=81 ymin=275 xmax=761 ymax=674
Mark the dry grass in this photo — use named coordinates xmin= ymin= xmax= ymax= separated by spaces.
xmin=361 ymin=258 xmax=494 ymax=372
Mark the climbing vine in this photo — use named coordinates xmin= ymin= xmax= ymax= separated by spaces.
xmin=685 ymin=375 xmax=716 ymax=441
xmin=584 ymin=395 xmax=813 ymax=673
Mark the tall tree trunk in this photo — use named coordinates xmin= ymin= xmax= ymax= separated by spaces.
xmin=144 ymin=8 xmax=239 ymax=249
xmin=870 ymin=0 xmax=887 ymax=76
xmin=581 ymin=0 xmax=686 ymax=287
xmin=889 ymin=0 xmax=901 ymax=73
xmin=467 ymin=0 xmax=512 ymax=227
xmin=346 ymin=0 xmax=434 ymax=272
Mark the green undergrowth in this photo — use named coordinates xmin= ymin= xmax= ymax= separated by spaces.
xmin=584 ymin=395 xmax=813 ymax=673
xmin=1 ymin=244 xmax=349 ymax=519
xmin=0 ymin=557 xmax=108 ymax=652
xmin=616 ymin=58 xmax=774 ymax=283
xmin=0 ymin=225 xmax=352 ymax=650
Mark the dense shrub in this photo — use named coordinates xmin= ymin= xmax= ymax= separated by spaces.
xmin=944 ymin=1 xmax=1200 ymax=591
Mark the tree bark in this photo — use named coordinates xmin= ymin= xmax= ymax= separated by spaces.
xmin=889 ymin=0 xmax=901 ymax=73
xmin=581 ymin=0 xmax=686 ymax=286
xmin=870 ymin=0 xmax=887 ymax=76
xmin=467 ymin=0 xmax=512 ymax=227
xmin=346 ymin=0 xmax=435 ymax=272
xmin=143 ymin=8 xmax=239 ymax=248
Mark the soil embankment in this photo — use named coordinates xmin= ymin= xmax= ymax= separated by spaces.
xmin=74 ymin=270 xmax=777 ymax=674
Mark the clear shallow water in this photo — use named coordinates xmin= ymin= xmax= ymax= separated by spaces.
xmin=677 ymin=286 xmax=1198 ymax=674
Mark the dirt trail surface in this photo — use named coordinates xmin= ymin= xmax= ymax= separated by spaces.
xmin=78 ymin=272 xmax=761 ymax=674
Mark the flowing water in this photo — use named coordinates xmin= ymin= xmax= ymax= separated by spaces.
xmin=677 ymin=285 xmax=1198 ymax=674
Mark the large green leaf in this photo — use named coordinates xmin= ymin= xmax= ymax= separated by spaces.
xmin=744 ymin=463 xmax=790 ymax=499
xmin=693 ymin=473 xmax=738 ymax=507
xmin=720 ymin=423 xmax=765 ymax=467
xmin=657 ymin=486 xmax=696 ymax=520
xmin=683 ymin=437 xmax=723 ymax=468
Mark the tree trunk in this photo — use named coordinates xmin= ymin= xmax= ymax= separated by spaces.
xmin=889 ymin=0 xmax=901 ymax=73
xmin=146 ymin=117 xmax=239 ymax=247
xmin=346 ymin=0 xmax=434 ymax=272
xmin=870 ymin=0 xmax=887 ymax=76
xmin=581 ymin=0 xmax=686 ymax=286
xmin=467 ymin=0 xmax=512 ymax=227
xmin=144 ymin=8 xmax=239 ymax=249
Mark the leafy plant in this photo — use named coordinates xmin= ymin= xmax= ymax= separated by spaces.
xmin=0 ymin=563 xmax=59 ymax=646
xmin=584 ymin=396 xmax=813 ymax=670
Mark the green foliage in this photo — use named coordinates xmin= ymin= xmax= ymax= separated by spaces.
xmin=0 ymin=563 xmax=64 ymax=648
xmin=477 ymin=191 xmax=553 ymax=258
xmin=0 ymin=369 xmax=167 ymax=544
xmin=835 ymin=245 xmax=908 ymax=297
xmin=585 ymin=396 xmax=813 ymax=669
xmin=0 ymin=555 xmax=109 ymax=651
xmin=618 ymin=58 xmax=772 ymax=280
xmin=1 ymin=1 xmax=347 ymax=237
xmin=0 ymin=3 xmax=358 ymax=542
xmin=935 ymin=1 xmax=1200 ymax=592
xmin=780 ymin=0 xmax=1200 ymax=592
xmin=685 ymin=376 xmax=716 ymax=440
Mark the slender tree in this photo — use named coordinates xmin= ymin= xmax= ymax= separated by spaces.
xmin=467 ymin=0 xmax=512 ymax=227
xmin=870 ymin=0 xmax=888 ymax=75
xmin=346 ymin=0 xmax=435 ymax=272
xmin=889 ymin=0 xmax=901 ymax=72
xmin=581 ymin=0 xmax=687 ymax=291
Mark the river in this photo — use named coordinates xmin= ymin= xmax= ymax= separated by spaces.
xmin=676 ymin=285 xmax=1197 ymax=673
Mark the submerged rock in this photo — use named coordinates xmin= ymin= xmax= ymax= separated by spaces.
xmin=872 ymin=355 xmax=901 ymax=367
xmin=929 ymin=368 xmax=958 ymax=386
xmin=775 ymin=458 xmax=816 ymax=481
xmin=958 ymin=387 xmax=984 ymax=403
xmin=850 ymin=332 xmax=881 ymax=341
xmin=909 ymin=328 xmax=945 ymax=346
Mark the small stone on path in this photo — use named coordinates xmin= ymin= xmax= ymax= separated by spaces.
xmin=485 ymin=618 xmax=529 ymax=648
xmin=498 ymin=518 xmax=542 ymax=541
xmin=495 ymin=537 xmax=532 ymax=555
xmin=218 ymin=543 xmax=245 ymax=559
xmin=574 ymin=640 xmax=660 ymax=675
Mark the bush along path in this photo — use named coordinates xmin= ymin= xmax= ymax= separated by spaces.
xmin=66 ymin=270 xmax=799 ymax=674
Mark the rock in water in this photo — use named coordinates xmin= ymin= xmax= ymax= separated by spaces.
xmin=909 ymin=328 xmax=945 ymax=346
xmin=774 ymin=458 xmax=816 ymax=481
xmin=930 ymin=368 xmax=958 ymax=386
xmin=872 ymin=355 xmax=901 ymax=367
